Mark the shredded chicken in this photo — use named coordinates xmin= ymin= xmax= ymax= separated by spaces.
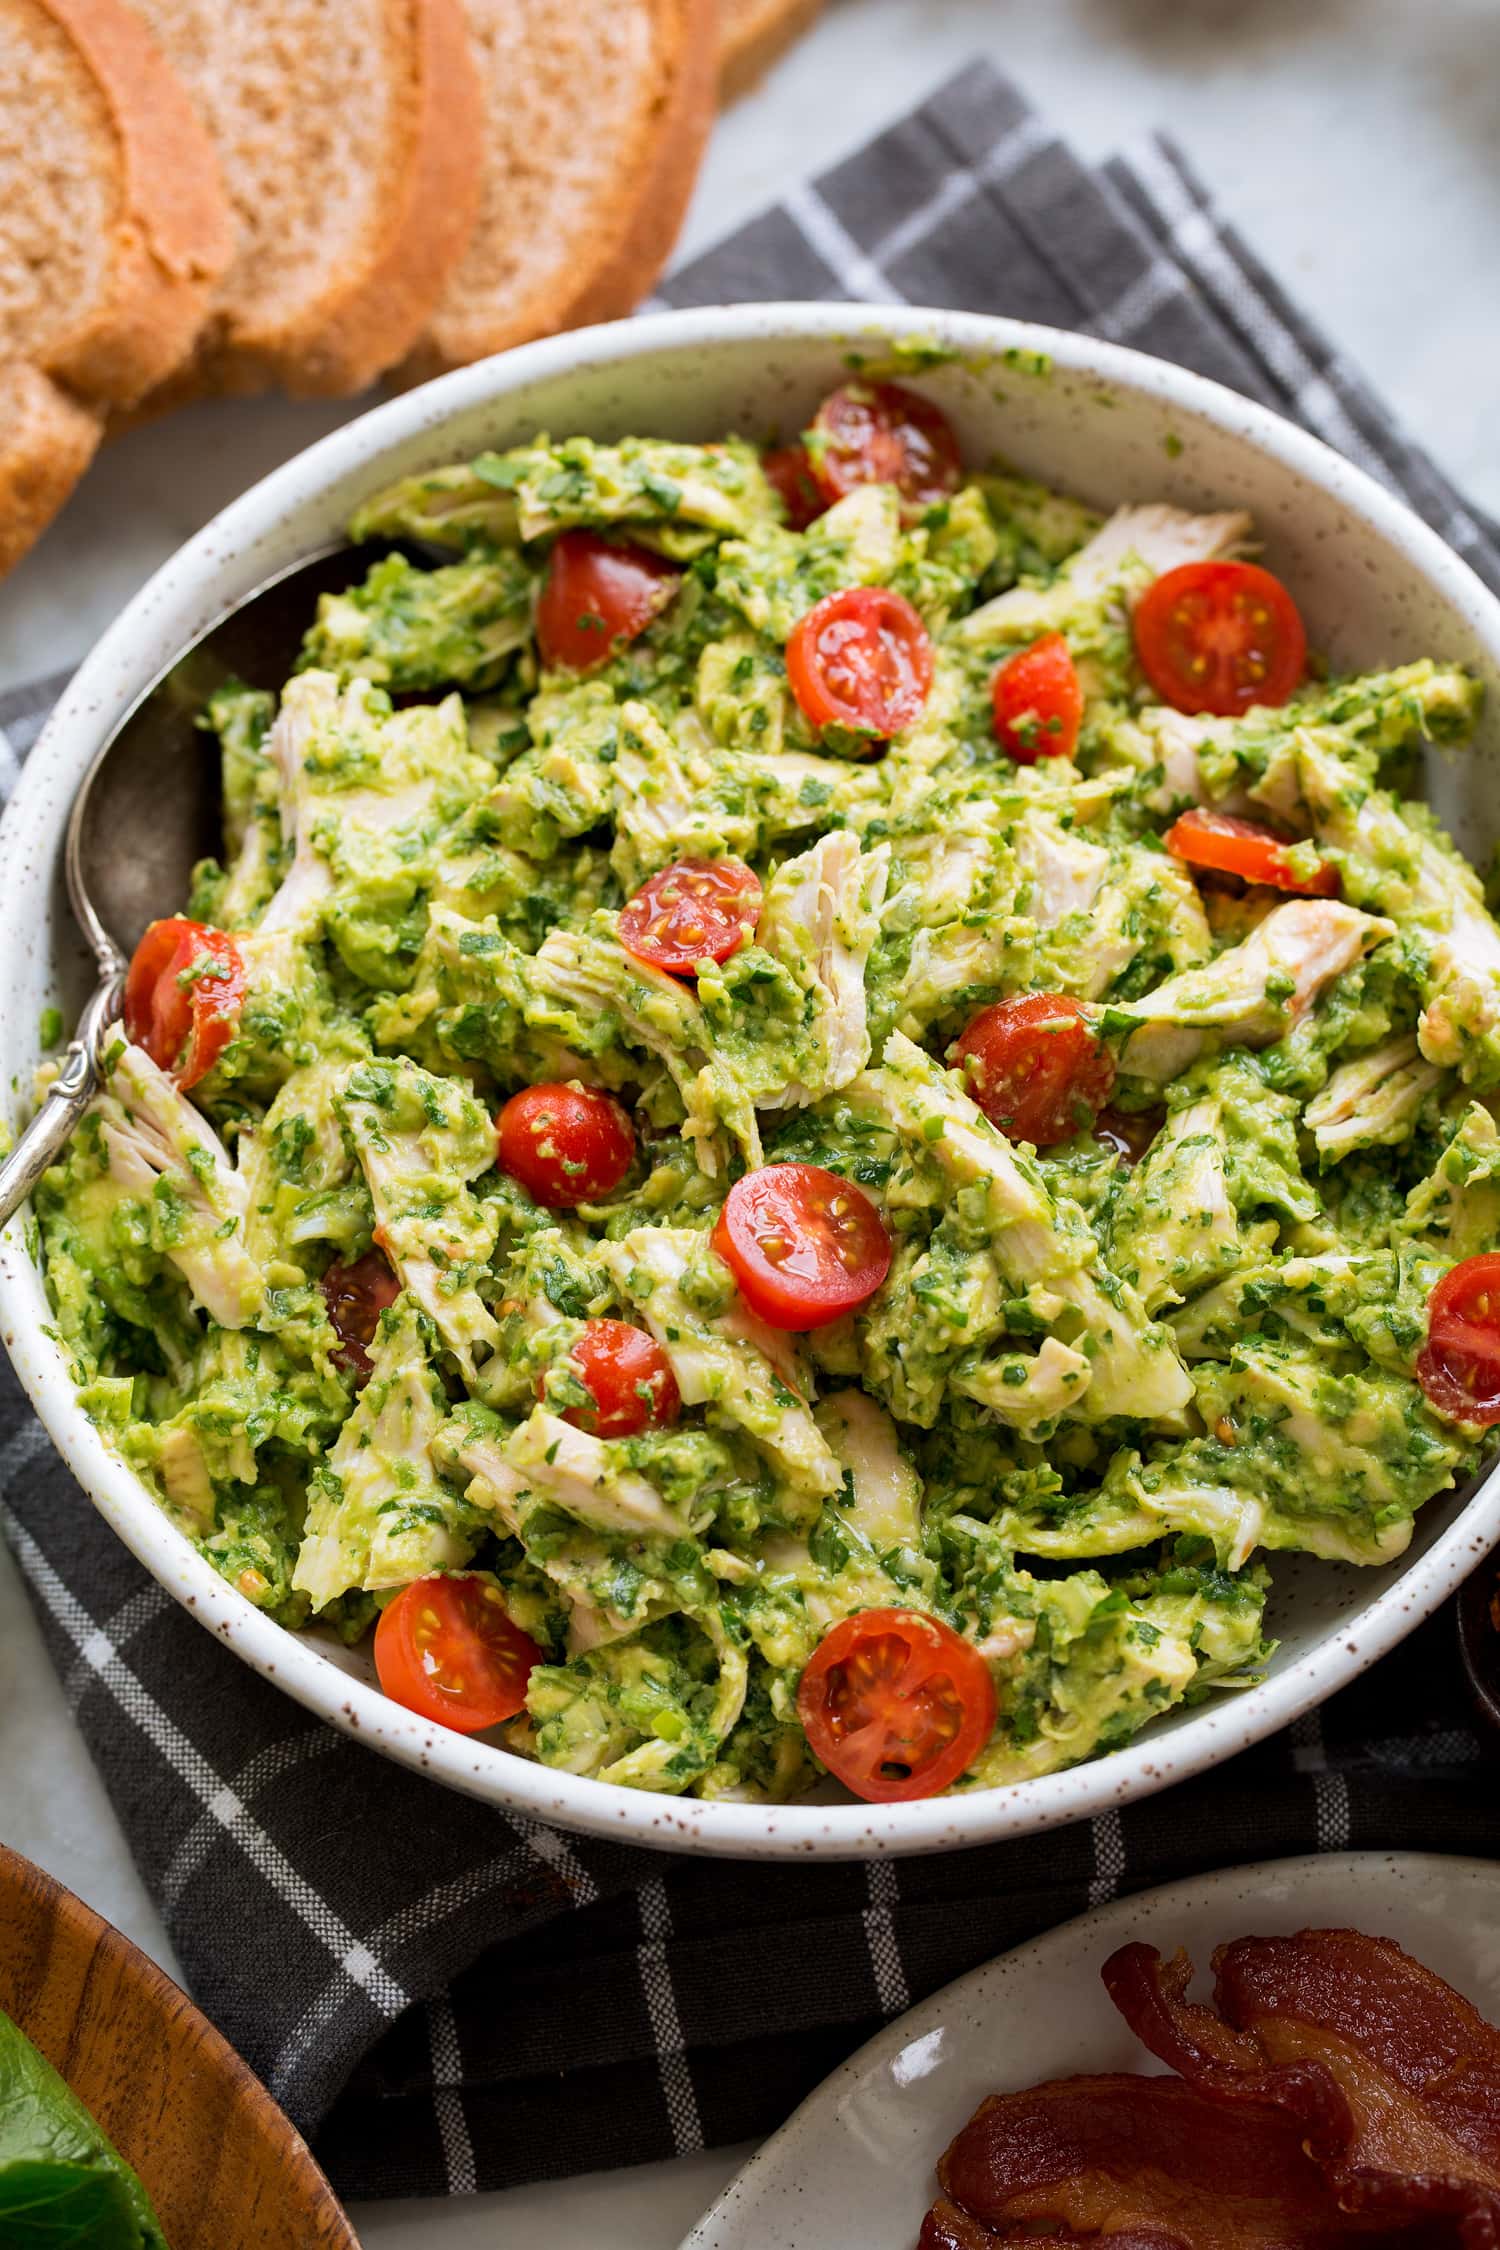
xmin=1108 ymin=1096 xmax=1240 ymax=1314
xmin=257 ymin=673 xmax=339 ymax=934
xmin=1013 ymin=812 xmax=1110 ymax=928
xmin=338 ymin=1059 xmax=501 ymax=1381
xmin=499 ymin=1408 xmax=684 ymax=1538
xmin=1254 ymin=728 xmax=1500 ymax=1079
xmin=953 ymin=1334 xmax=1097 ymax=1427
xmin=958 ymin=502 xmax=1250 ymax=649
xmin=758 ymin=830 xmax=889 ymax=1104
xmin=532 ymin=925 xmax=762 ymax=1175
xmin=96 ymin=1044 xmax=263 ymax=1328
xmin=599 ymin=1609 xmax=750 ymax=1792
xmin=1066 ymin=503 xmax=1254 ymax=599
xmin=609 ymin=699 xmax=716 ymax=880
xmin=1305 ymin=1033 xmax=1442 ymax=1157
xmin=1120 ymin=898 xmax=1395 ymax=1077
xmin=813 ymin=1389 xmax=922 ymax=1549
xmin=259 ymin=671 xmax=469 ymax=935
xmin=293 ymin=1300 xmax=467 ymax=1606
xmin=598 ymin=1226 xmax=843 ymax=1504
xmin=860 ymin=1033 xmax=1194 ymax=1423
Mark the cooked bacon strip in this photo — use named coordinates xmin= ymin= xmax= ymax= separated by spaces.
xmin=1101 ymin=1943 xmax=1350 ymax=2147
xmin=919 ymin=2197 xmax=1007 ymax=2250
xmin=919 ymin=2200 xmax=1183 ymax=2250
xmin=931 ymin=2074 xmax=1404 ymax=2249
xmin=1104 ymin=1936 xmax=1500 ymax=2246
xmin=1216 ymin=1933 xmax=1500 ymax=2175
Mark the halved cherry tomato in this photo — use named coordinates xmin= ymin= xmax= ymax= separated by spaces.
xmin=712 ymin=1162 xmax=891 ymax=1331
xmin=124 ymin=917 xmax=245 ymax=1090
xmin=546 ymin=1318 xmax=681 ymax=1438
xmin=497 ymin=1083 xmax=634 ymax=1208
xmin=1094 ymin=1107 xmax=1164 ymax=1165
xmin=321 ymin=1250 xmax=401 ymax=1380
xmin=535 ymin=530 xmax=681 ymax=671
xmin=1417 ymin=1254 xmax=1500 ymax=1425
xmin=786 ymin=586 xmax=933 ymax=739
xmin=1133 ymin=558 xmax=1307 ymax=716
xmin=763 ymin=441 xmax=825 ymax=530
xmin=797 ymin=1607 xmax=997 ymax=1802
xmin=1165 ymin=807 xmax=1338 ymax=897
xmin=991 ymin=631 xmax=1084 ymax=763
xmin=375 ymin=1575 xmax=543 ymax=1734
xmin=809 ymin=381 xmax=963 ymax=518
xmin=619 ymin=857 xmax=762 ymax=977
xmin=954 ymin=993 xmax=1116 ymax=1148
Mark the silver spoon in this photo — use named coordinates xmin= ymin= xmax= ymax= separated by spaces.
xmin=0 ymin=544 xmax=374 ymax=1229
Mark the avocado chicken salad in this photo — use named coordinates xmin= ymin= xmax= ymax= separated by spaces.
xmin=34 ymin=377 xmax=1500 ymax=1805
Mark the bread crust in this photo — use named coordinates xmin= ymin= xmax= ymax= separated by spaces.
xmin=26 ymin=0 xmax=233 ymax=407
xmin=211 ymin=0 xmax=486 ymax=396
xmin=561 ymin=0 xmax=717 ymax=334
xmin=0 ymin=367 xmax=102 ymax=577
xmin=405 ymin=0 xmax=718 ymax=380
xmin=718 ymin=0 xmax=822 ymax=101
xmin=285 ymin=0 xmax=485 ymax=394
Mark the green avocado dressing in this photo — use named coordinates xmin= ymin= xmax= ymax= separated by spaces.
xmin=29 ymin=401 xmax=1497 ymax=1806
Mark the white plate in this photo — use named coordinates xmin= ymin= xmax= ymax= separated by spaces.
xmin=681 ymin=1851 xmax=1500 ymax=2248
xmin=5 ymin=304 xmax=1500 ymax=1856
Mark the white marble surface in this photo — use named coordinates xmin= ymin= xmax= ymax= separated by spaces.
xmin=1 ymin=1 xmax=1497 ymax=2241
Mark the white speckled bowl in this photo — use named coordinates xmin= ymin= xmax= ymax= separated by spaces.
xmin=4 ymin=305 xmax=1500 ymax=1859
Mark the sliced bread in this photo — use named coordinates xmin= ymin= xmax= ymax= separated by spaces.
xmin=0 ymin=0 xmax=231 ymax=571
xmin=0 ymin=0 xmax=230 ymax=405
xmin=0 ymin=365 xmax=102 ymax=576
xmin=719 ymin=0 xmax=822 ymax=99
xmin=404 ymin=0 xmax=716 ymax=381
xmin=128 ymin=0 xmax=486 ymax=399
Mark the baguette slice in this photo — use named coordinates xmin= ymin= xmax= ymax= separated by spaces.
xmin=719 ymin=0 xmax=822 ymax=99
xmin=128 ymin=0 xmax=486 ymax=399
xmin=0 ymin=0 xmax=231 ymax=573
xmin=0 ymin=366 xmax=103 ymax=576
xmin=404 ymin=0 xmax=716 ymax=381
xmin=0 ymin=0 xmax=231 ymax=405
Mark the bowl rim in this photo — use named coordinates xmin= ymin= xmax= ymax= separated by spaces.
xmin=6 ymin=298 xmax=1500 ymax=1860
xmin=1455 ymin=1558 xmax=1500 ymax=1737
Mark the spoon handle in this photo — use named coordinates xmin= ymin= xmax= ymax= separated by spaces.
xmin=0 ymin=974 xmax=125 ymax=1232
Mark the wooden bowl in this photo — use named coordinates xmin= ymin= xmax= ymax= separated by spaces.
xmin=0 ymin=1843 xmax=357 ymax=2249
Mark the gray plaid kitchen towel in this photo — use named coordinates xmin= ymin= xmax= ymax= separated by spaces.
xmin=4 ymin=59 xmax=1500 ymax=2203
